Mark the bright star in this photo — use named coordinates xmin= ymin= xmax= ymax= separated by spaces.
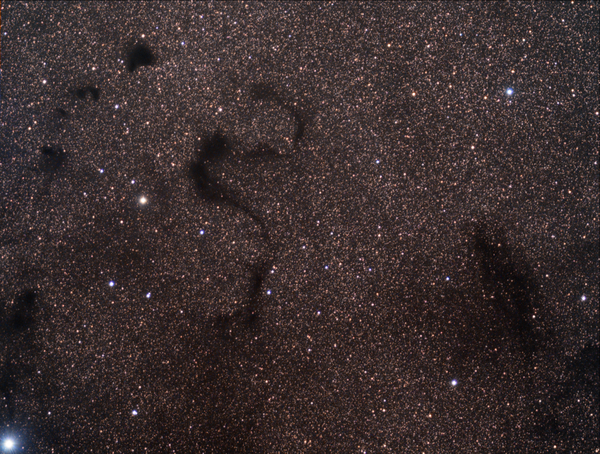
xmin=506 ymin=88 xmax=514 ymax=95
xmin=109 ymin=281 xmax=115 ymax=287
xmin=2 ymin=438 xmax=15 ymax=451
xmin=266 ymin=290 xmax=272 ymax=295
xmin=451 ymin=379 xmax=458 ymax=386
xmin=132 ymin=410 xmax=138 ymax=416
xmin=199 ymin=230 xmax=205 ymax=235
xmin=146 ymin=292 xmax=151 ymax=299
xmin=139 ymin=196 xmax=147 ymax=205
xmin=581 ymin=295 xmax=586 ymax=301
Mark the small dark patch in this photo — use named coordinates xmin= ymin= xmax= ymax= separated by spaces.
xmin=89 ymin=87 xmax=100 ymax=100
xmin=293 ymin=111 xmax=306 ymax=144
xmin=75 ymin=86 xmax=100 ymax=101
xmin=250 ymin=82 xmax=284 ymax=105
xmin=127 ymin=44 xmax=155 ymax=72
xmin=56 ymin=107 xmax=69 ymax=118
xmin=11 ymin=290 xmax=37 ymax=330
xmin=472 ymin=222 xmax=539 ymax=351
xmin=39 ymin=145 xmax=65 ymax=172
xmin=198 ymin=132 xmax=231 ymax=163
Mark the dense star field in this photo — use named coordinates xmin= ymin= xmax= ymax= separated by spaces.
xmin=0 ymin=2 xmax=598 ymax=453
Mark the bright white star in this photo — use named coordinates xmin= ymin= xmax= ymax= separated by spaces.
xmin=139 ymin=196 xmax=148 ymax=205
xmin=451 ymin=379 xmax=458 ymax=387
xmin=506 ymin=88 xmax=514 ymax=96
xmin=2 ymin=438 xmax=15 ymax=450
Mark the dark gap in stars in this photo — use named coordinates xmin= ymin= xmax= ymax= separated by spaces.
xmin=39 ymin=145 xmax=66 ymax=173
xmin=126 ymin=44 xmax=155 ymax=73
xmin=74 ymin=86 xmax=100 ymax=101
xmin=472 ymin=221 xmax=541 ymax=355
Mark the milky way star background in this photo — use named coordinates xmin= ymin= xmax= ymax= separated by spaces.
xmin=0 ymin=2 xmax=598 ymax=453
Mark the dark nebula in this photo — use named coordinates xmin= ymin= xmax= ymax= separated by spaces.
xmin=126 ymin=44 xmax=155 ymax=72
xmin=0 ymin=2 xmax=596 ymax=452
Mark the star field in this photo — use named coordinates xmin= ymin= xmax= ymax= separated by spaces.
xmin=0 ymin=2 xmax=598 ymax=453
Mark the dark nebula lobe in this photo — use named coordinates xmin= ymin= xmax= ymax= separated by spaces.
xmin=250 ymin=82 xmax=306 ymax=146
xmin=55 ymin=107 xmax=69 ymax=118
xmin=75 ymin=86 xmax=100 ymax=101
xmin=10 ymin=290 xmax=38 ymax=331
xmin=126 ymin=44 xmax=155 ymax=72
xmin=472 ymin=222 xmax=540 ymax=352
xmin=0 ymin=2 xmax=596 ymax=452
xmin=39 ymin=145 xmax=66 ymax=173
xmin=189 ymin=132 xmax=268 ymax=239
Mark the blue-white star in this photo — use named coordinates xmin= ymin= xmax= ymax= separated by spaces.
xmin=506 ymin=88 xmax=514 ymax=96
xmin=2 ymin=437 xmax=15 ymax=451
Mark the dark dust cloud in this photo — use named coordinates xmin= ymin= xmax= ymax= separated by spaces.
xmin=0 ymin=2 xmax=598 ymax=453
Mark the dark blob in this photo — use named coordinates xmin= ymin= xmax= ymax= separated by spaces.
xmin=189 ymin=131 xmax=270 ymax=241
xmin=188 ymin=132 xmax=232 ymax=201
xmin=11 ymin=290 xmax=37 ymax=330
xmin=536 ymin=342 xmax=600 ymax=449
xmin=198 ymin=132 xmax=231 ymax=163
xmin=56 ymin=107 xmax=69 ymax=118
xmin=89 ymin=87 xmax=100 ymax=100
xmin=292 ymin=110 xmax=305 ymax=144
xmin=473 ymin=223 xmax=539 ymax=350
xmin=127 ymin=44 xmax=155 ymax=72
xmin=212 ymin=263 xmax=270 ymax=340
xmin=189 ymin=161 xmax=225 ymax=203
xmin=250 ymin=82 xmax=284 ymax=105
xmin=74 ymin=86 xmax=100 ymax=101
xmin=39 ymin=145 xmax=66 ymax=173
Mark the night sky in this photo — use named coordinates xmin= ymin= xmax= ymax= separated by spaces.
xmin=0 ymin=2 xmax=598 ymax=453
